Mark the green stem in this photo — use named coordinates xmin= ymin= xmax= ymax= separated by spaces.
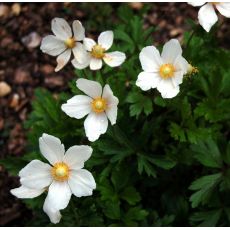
xmin=113 ymin=124 xmax=138 ymax=152
xmin=184 ymin=30 xmax=195 ymax=53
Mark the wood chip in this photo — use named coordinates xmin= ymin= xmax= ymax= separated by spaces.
xmin=0 ymin=81 xmax=11 ymax=97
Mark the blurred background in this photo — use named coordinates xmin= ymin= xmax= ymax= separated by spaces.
xmin=0 ymin=2 xmax=230 ymax=226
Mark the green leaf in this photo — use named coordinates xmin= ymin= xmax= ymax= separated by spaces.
xmin=137 ymin=155 xmax=157 ymax=177
xmin=120 ymin=186 xmax=141 ymax=205
xmin=124 ymin=207 xmax=148 ymax=226
xmin=103 ymin=201 xmax=121 ymax=220
xmin=191 ymin=139 xmax=222 ymax=168
xmin=127 ymin=92 xmax=153 ymax=118
xmin=150 ymin=156 xmax=177 ymax=170
xmin=190 ymin=209 xmax=222 ymax=227
xmin=189 ymin=173 xmax=222 ymax=208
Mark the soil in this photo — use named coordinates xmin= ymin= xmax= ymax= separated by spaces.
xmin=0 ymin=2 xmax=229 ymax=226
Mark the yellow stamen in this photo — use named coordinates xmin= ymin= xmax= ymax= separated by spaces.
xmin=65 ymin=37 xmax=76 ymax=49
xmin=187 ymin=63 xmax=199 ymax=76
xmin=51 ymin=162 xmax=70 ymax=182
xmin=91 ymin=44 xmax=105 ymax=59
xmin=159 ymin=63 xmax=175 ymax=79
xmin=91 ymin=97 xmax=107 ymax=113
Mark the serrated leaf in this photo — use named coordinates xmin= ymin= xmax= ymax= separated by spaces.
xmin=120 ymin=186 xmax=141 ymax=205
xmin=189 ymin=173 xmax=221 ymax=208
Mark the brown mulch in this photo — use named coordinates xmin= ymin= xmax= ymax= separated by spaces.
xmin=0 ymin=2 xmax=229 ymax=226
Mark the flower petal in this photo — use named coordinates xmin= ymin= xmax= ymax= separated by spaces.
xmin=103 ymin=51 xmax=126 ymax=67
xmin=10 ymin=186 xmax=44 ymax=199
xmin=198 ymin=3 xmax=218 ymax=32
xmin=44 ymin=181 xmax=72 ymax=211
xmin=161 ymin=39 xmax=182 ymax=64
xmin=51 ymin=17 xmax=72 ymax=40
xmin=174 ymin=55 xmax=189 ymax=75
xmin=43 ymin=200 xmax=61 ymax=224
xmin=68 ymin=169 xmax=96 ymax=197
xmin=98 ymin=31 xmax=113 ymax=50
xmin=84 ymin=112 xmax=108 ymax=142
xmin=19 ymin=160 xmax=52 ymax=190
xmin=188 ymin=2 xmax=206 ymax=7
xmin=83 ymin=38 xmax=96 ymax=51
xmin=157 ymin=79 xmax=180 ymax=99
xmin=72 ymin=20 xmax=85 ymax=41
xmin=63 ymin=145 xmax=93 ymax=170
xmin=55 ymin=49 xmax=71 ymax=72
xmin=102 ymin=85 xmax=119 ymax=125
xmin=171 ymin=71 xmax=184 ymax=87
xmin=40 ymin=35 xmax=66 ymax=56
xmin=61 ymin=95 xmax=92 ymax=119
xmin=72 ymin=42 xmax=88 ymax=64
xmin=216 ymin=3 xmax=230 ymax=18
xmin=72 ymin=57 xmax=90 ymax=70
xmin=76 ymin=78 xmax=102 ymax=98
xmin=139 ymin=46 xmax=162 ymax=72
xmin=90 ymin=58 xmax=103 ymax=70
xmin=39 ymin=133 xmax=65 ymax=165
xmin=136 ymin=71 xmax=161 ymax=91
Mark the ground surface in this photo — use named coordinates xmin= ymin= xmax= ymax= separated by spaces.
xmin=0 ymin=2 xmax=229 ymax=226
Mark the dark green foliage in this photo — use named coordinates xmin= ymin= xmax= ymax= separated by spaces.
xmin=2 ymin=4 xmax=230 ymax=227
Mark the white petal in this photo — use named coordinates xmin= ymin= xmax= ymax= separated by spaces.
xmin=40 ymin=35 xmax=66 ymax=56
xmin=136 ymin=71 xmax=161 ymax=91
xmin=161 ymin=39 xmax=182 ymax=64
xmin=102 ymin=85 xmax=119 ymax=125
xmin=43 ymin=200 xmax=61 ymax=224
xmin=90 ymin=58 xmax=103 ymax=70
xmin=157 ymin=79 xmax=180 ymax=99
xmin=68 ymin=169 xmax=96 ymax=197
xmin=44 ymin=181 xmax=72 ymax=211
xmin=55 ymin=49 xmax=71 ymax=72
xmin=51 ymin=18 xmax=72 ymax=40
xmin=72 ymin=42 xmax=88 ymax=64
xmin=84 ymin=112 xmax=108 ymax=142
xmin=174 ymin=55 xmax=189 ymax=75
xmin=72 ymin=57 xmax=90 ymax=70
xmin=19 ymin=160 xmax=52 ymax=190
xmin=63 ymin=145 xmax=93 ymax=170
xmin=216 ymin=3 xmax=230 ymax=18
xmin=10 ymin=186 xmax=44 ymax=199
xmin=72 ymin=20 xmax=85 ymax=41
xmin=61 ymin=95 xmax=92 ymax=119
xmin=188 ymin=2 xmax=206 ymax=7
xmin=139 ymin=46 xmax=162 ymax=72
xmin=39 ymin=133 xmax=65 ymax=165
xmin=83 ymin=38 xmax=96 ymax=51
xmin=76 ymin=78 xmax=102 ymax=98
xmin=171 ymin=71 xmax=184 ymax=87
xmin=198 ymin=3 xmax=218 ymax=32
xmin=98 ymin=31 xmax=113 ymax=50
xmin=103 ymin=51 xmax=126 ymax=67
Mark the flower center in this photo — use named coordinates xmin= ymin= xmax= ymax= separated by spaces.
xmin=91 ymin=97 xmax=107 ymax=113
xmin=65 ymin=37 xmax=76 ymax=49
xmin=91 ymin=44 xmax=105 ymax=59
xmin=51 ymin=162 xmax=70 ymax=182
xmin=159 ymin=63 xmax=175 ymax=79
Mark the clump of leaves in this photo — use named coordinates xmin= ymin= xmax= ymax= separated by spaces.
xmin=2 ymin=3 xmax=230 ymax=227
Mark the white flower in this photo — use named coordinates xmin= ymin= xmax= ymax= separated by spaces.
xmin=10 ymin=133 xmax=96 ymax=224
xmin=189 ymin=2 xmax=230 ymax=32
xmin=72 ymin=31 xmax=126 ymax=70
xmin=61 ymin=78 xmax=119 ymax=142
xmin=136 ymin=39 xmax=189 ymax=99
xmin=40 ymin=18 xmax=88 ymax=72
